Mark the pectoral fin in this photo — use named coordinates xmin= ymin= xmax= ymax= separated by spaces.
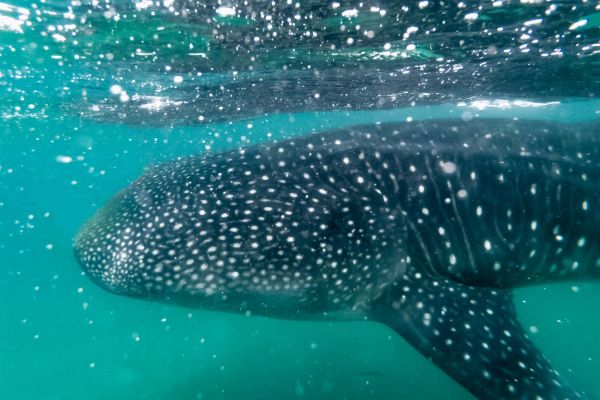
xmin=369 ymin=271 xmax=582 ymax=399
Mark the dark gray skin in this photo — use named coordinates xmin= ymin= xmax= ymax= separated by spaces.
xmin=75 ymin=119 xmax=599 ymax=399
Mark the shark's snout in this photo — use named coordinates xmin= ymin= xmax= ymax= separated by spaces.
xmin=74 ymin=191 xmax=146 ymax=296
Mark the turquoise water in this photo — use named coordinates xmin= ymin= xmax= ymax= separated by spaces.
xmin=2 ymin=110 xmax=600 ymax=399
xmin=1 ymin=1 xmax=600 ymax=399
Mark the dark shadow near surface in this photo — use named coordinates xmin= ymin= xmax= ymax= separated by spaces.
xmin=75 ymin=59 xmax=600 ymax=126
xmin=2 ymin=0 xmax=598 ymax=125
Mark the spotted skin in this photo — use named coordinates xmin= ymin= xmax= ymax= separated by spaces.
xmin=75 ymin=119 xmax=599 ymax=399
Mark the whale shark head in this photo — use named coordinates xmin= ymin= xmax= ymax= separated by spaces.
xmin=75 ymin=135 xmax=407 ymax=315
xmin=74 ymin=189 xmax=145 ymax=295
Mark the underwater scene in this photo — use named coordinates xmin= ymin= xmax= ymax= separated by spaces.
xmin=1 ymin=1 xmax=600 ymax=399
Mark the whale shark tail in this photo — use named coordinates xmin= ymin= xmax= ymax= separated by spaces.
xmin=369 ymin=272 xmax=583 ymax=400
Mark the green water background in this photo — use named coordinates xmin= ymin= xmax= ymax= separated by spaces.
xmin=2 ymin=0 xmax=600 ymax=398
xmin=1 ymin=105 xmax=600 ymax=399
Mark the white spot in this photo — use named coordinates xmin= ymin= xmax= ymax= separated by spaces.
xmin=524 ymin=18 xmax=543 ymax=26
xmin=342 ymin=9 xmax=358 ymax=18
xmin=216 ymin=6 xmax=236 ymax=17
xmin=464 ymin=12 xmax=478 ymax=21
xmin=569 ymin=19 xmax=588 ymax=30
xmin=55 ymin=155 xmax=73 ymax=164
xmin=531 ymin=221 xmax=537 ymax=231
xmin=110 ymin=85 xmax=122 ymax=95
xmin=529 ymin=325 xmax=538 ymax=334
xmin=440 ymin=161 xmax=457 ymax=174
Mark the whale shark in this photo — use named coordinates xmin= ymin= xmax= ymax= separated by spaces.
xmin=74 ymin=118 xmax=599 ymax=399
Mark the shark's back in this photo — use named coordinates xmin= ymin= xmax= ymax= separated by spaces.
xmin=360 ymin=119 xmax=600 ymax=287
